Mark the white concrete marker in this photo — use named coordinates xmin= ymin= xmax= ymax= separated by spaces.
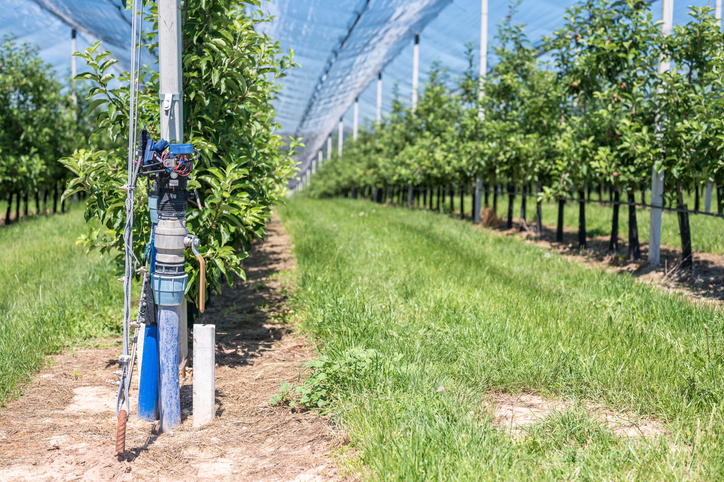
xmin=193 ymin=324 xmax=216 ymax=427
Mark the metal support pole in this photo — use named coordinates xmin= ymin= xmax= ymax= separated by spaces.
xmin=338 ymin=120 xmax=344 ymax=157
xmin=376 ymin=73 xmax=382 ymax=124
xmin=408 ymin=185 xmax=414 ymax=208
xmin=71 ymin=29 xmax=77 ymax=105
xmin=318 ymin=150 xmax=323 ymax=167
xmin=159 ymin=0 xmax=183 ymax=143
xmin=649 ymin=0 xmax=673 ymax=267
xmin=156 ymin=0 xmax=184 ymax=433
xmin=706 ymin=1 xmax=722 ymax=213
xmin=412 ymin=34 xmax=420 ymax=111
xmin=474 ymin=0 xmax=488 ymax=222
xmin=327 ymin=136 xmax=332 ymax=160
xmin=353 ymin=98 xmax=359 ymax=141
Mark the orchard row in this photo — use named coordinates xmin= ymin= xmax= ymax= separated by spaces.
xmin=306 ymin=0 xmax=724 ymax=268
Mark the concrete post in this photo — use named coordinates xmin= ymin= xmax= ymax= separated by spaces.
xmin=474 ymin=0 xmax=488 ymax=222
xmin=353 ymin=98 xmax=359 ymax=141
xmin=412 ymin=34 xmax=420 ymax=111
xmin=376 ymin=73 xmax=382 ymax=124
xmin=338 ymin=120 xmax=344 ymax=157
xmin=318 ymin=150 xmax=323 ymax=167
xmin=649 ymin=0 xmax=673 ymax=267
xmin=706 ymin=1 xmax=722 ymax=213
xmin=193 ymin=324 xmax=215 ymax=427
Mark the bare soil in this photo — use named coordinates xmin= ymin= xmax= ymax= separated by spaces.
xmin=487 ymin=392 xmax=664 ymax=439
xmin=0 ymin=216 xmax=345 ymax=481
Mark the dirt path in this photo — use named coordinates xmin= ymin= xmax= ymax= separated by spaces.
xmin=0 ymin=216 xmax=343 ymax=481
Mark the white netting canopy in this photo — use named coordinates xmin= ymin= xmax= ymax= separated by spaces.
xmin=0 ymin=0 xmax=711 ymax=184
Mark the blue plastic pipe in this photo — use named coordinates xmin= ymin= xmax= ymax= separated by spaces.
xmin=137 ymin=324 xmax=159 ymax=421
xmin=158 ymin=305 xmax=181 ymax=432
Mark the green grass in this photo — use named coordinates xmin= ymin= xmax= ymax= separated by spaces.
xmin=404 ymin=188 xmax=724 ymax=254
xmin=0 ymin=208 xmax=121 ymax=405
xmin=279 ymin=197 xmax=724 ymax=480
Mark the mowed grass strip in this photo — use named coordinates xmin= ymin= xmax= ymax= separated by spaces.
xmin=280 ymin=197 xmax=724 ymax=480
xmin=0 ymin=209 xmax=121 ymax=405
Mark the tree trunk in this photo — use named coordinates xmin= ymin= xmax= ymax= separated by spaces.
xmin=484 ymin=183 xmax=489 ymax=207
xmin=694 ymin=183 xmax=700 ymax=212
xmin=506 ymin=184 xmax=515 ymax=230
xmin=423 ymin=187 xmax=428 ymax=208
xmin=23 ymin=192 xmax=29 ymax=217
xmin=493 ymin=185 xmax=498 ymax=215
xmin=53 ymin=184 xmax=59 ymax=214
xmin=609 ymin=189 xmax=620 ymax=253
xmin=536 ymin=185 xmax=543 ymax=235
xmin=436 ymin=187 xmax=441 ymax=211
xmin=597 ymin=184 xmax=602 ymax=202
xmin=34 ymin=191 xmax=40 ymax=216
xmin=42 ymin=190 xmax=48 ymax=215
xmin=628 ymin=190 xmax=640 ymax=261
xmin=519 ymin=185 xmax=527 ymax=230
xmin=4 ymin=192 xmax=12 ymax=225
xmin=556 ymin=198 xmax=565 ymax=243
xmin=15 ymin=192 xmax=21 ymax=221
xmin=460 ymin=185 xmax=464 ymax=219
xmin=578 ymin=189 xmax=586 ymax=249
xmin=677 ymin=181 xmax=693 ymax=271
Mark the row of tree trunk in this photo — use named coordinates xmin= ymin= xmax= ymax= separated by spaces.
xmin=3 ymin=182 xmax=69 ymax=226
xmin=362 ymin=181 xmax=701 ymax=267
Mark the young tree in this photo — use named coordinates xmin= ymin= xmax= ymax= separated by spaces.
xmin=63 ymin=2 xmax=299 ymax=301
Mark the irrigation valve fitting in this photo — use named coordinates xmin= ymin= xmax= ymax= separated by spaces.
xmin=136 ymin=128 xmax=205 ymax=309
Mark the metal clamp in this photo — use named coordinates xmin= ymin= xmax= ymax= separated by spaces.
xmin=160 ymin=93 xmax=180 ymax=113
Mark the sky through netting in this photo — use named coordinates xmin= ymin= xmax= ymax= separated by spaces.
xmin=0 ymin=0 xmax=713 ymax=181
